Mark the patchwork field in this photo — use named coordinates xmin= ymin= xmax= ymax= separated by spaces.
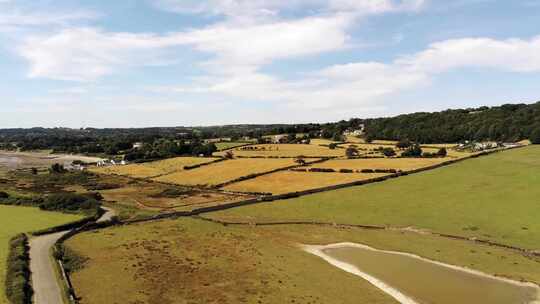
xmin=64 ymin=217 xmax=540 ymax=304
xmin=214 ymin=144 xmax=345 ymax=158
xmin=91 ymin=157 xmax=217 ymax=179
xmin=99 ymin=181 xmax=249 ymax=214
xmin=210 ymin=146 xmax=540 ymax=250
xmin=215 ymin=142 xmax=251 ymax=151
xmin=307 ymin=158 xmax=455 ymax=172
xmin=223 ymin=171 xmax=388 ymax=194
xmin=154 ymin=158 xmax=297 ymax=187
xmin=0 ymin=205 xmax=82 ymax=304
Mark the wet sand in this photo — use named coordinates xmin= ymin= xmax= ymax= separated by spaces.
xmin=0 ymin=151 xmax=102 ymax=170
xmin=304 ymin=242 xmax=540 ymax=304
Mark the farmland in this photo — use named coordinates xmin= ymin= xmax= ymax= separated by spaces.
xmin=215 ymin=142 xmax=251 ymax=151
xmin=223 ymin=171 xmax=388 ymax=194
xmin=91 ymin=157 xmax=216 ymax=179
xmin=307 ymin=157 xmax=455 ymax=172
xmin=0 ymin=205 xmax=82 ymax=304
xmin=214 ymin=143 xmax=345 ymax=157
xmin=153 ymin=158 xmax=297 ymax=187
xmin=64 ymin=217 xmax=540 ymax=304
xmin=210 ymin=146 xmax=540 ymax=250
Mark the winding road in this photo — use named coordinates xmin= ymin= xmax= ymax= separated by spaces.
xmin=29 ymin=207 xmax=116 ymax=304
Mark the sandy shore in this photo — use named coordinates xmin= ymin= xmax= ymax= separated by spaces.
xmin=302 ymin=242 xmax=540 ymax=304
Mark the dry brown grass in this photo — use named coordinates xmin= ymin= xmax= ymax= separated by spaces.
xmin=222 ymin=171 xmax=388 ymax=194
xmin=214 ymin=144 xmax=345 ymax=158
xmin=90 ymin=157 xmax=216 ymax=178
xmin=153 ymin=158 xmax=296 ymax=187
xmin=309 ymin=158 xmax=454 ymax=172
xmin=99 ymin=182 xmax=246 ymax=213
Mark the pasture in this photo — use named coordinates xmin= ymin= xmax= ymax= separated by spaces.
xmin=154 ymin=158 xmax=297 ymax=187
xmin=307 ymin=158 xmax=454 ymax=172
xmin=0 ymin=205 xmax=82 ymax=304
xmin=64 ymin=217 xmax=540 ymax=304
xmin=210 ymin=146 xmax=540 ymax=250
xmin=215 ymin=142 xmax=251 ymax=151
xmin=214 ymin=144 xmax=345 ymax=158
xmin=91 ymin=157 xmax=216 ymax=179
xmin=223 ymin=171 xmax=388 ymax=194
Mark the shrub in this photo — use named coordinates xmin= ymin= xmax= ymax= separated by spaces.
xmin=531 ymin=127 xmax=540 ymax=144
xmin=437 ymin=148 xmax=448 ymax=157
xmin=382 ymin=148 xmax=396 ymax=157
xmin=0 ymin=191 xmax=9 ymax=199
xmin=361 ymin=169 xmax=375 ymax=173
xmin=40 ymin=193 xmax=100 ymax=213
xmin=339 ymin=169 xmax=354 ymax=173
xmin=401 ymin=144 xmax=423 ymax=157
xmin=5 ymin=234 xmax=32 ymax=304
xmin=396 ymin=139 xmax=412 ymax=149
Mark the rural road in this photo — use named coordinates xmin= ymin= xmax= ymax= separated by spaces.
xmin=29 ymin=207 xmax=115 ymax=304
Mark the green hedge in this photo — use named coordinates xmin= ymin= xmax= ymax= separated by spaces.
xmin=5 ymin=234 xmax=32 ymax=304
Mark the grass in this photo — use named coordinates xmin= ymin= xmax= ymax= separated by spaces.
xmin=308 ymin=158 xmax=455 ymax=172
xmin=215 ymin=142 xmax=250 ymax=151
xmin=154 ymin=158 xmax=296 ymax=187
xmin=64 ymin=217 xmax=540 ymax=304
xmin=214 ymin=144 xmax=346 ymax=158
xmin=0 ymin=205 xmax=82 ymax=304
xmin=210 ymin=146 xmax=540 ymax=250
xmin=90 ymin=157 xmax=216 ymax=179
xmin=223 ymin=171 xmax=388 ymax=194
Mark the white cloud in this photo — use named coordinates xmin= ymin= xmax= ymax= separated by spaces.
xmin=18 ymin=13 xmax=352 ymax=81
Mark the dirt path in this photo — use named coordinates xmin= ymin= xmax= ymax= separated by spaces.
xmin=29 ymin=207 xmax=115 ymax=304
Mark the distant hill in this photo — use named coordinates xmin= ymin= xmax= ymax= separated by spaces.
xmin=363 ymin=102 xmax=540 ymax=143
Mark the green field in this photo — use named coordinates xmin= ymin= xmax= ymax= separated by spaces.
xmin=215 ymin=142 xmax=250 ymax=151
xmin=210 ymin=146 xmax=540 ymax=250
xmin=65 ymin=217 xmax=540 ymax=304
xmin=0 ymin=205 xmax=82 ymax=304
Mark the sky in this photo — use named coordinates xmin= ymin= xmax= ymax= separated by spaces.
xmin=1 ymin=0 xmax=540 ymax=128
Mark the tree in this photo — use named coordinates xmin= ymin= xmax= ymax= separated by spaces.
xmin=332 ymin=132 xmax=344 ymax=142
xmin=295 ymin=156 xmax=307 ymax=166
xmin=437 ymin=147 xmax=448 ymax=157
xmin=396 ymin=139 xmax=412 ymax=149
xmin=531 ymin=127 xmax=540 ymax=144
xmin=382 ymin=147 xmax=396 ymax=157
xmin=401 ymin=144 xmax=422 ymax=157
xmin=224 ymin=151 xmax=234 ymax=159
xmin=49 ymin=163 xmax=66 ymax=174
xmin=345 ymin=146 xmax=359 ymax=158
xmin=328 ymin=143 xmax=338 ymax=150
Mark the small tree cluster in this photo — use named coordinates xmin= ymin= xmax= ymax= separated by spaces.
xmin=401 ymin=144 xmax=423 ymax=157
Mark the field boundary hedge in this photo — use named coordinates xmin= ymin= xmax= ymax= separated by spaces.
xmin=4 ymin=234 xmax=32 ymax=304
xmin=182 ymin=157 xmax=227 ymax=170
xmin=213 ymin=157 xmax=333 ymax=189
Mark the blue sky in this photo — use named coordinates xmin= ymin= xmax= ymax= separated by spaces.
xmin=1 ymin=0 xmax=539 ymax=128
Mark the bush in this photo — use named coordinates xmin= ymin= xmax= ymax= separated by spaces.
xmin=531 ymin=127 xmax=540 ymax=144
xmin=339 ymin=169 xmax=354 ymax=173
xmin=5 ymin=234 xmax=32 ymax=304
xmin=401 ymin=144 xmax=423 ymax=157
xmin=0 ymin=191 xmax=9 ymax=199
xmin=382 ymin=148 xmax=396 ymax=157
xmin=40 ymin=193 xmax=100 ymax=213
xmin=437 ymin=147 xmax=448 ymax=157
xmin=361 ymin=169 xmax=375 ymax=173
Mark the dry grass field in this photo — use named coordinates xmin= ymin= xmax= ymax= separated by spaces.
xmin=154 ymin=158 xmax=297 ymax=187
xmin=214 ymin=144 xmax=345 ymax=158
xmin=308 ymin=158 xmax=454 ymax=172
xmin=98 ymin=181 xmax=247 ymax=214
xmin=223 ymin=171 xmax=389 ymax=194
xmin=64 ymin=217 xmax=540 ymax=304
xmin=90 ymin=157 xmax=216 ymax=179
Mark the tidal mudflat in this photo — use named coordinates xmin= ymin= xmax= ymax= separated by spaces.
xmin=304 ymin=242 xmax=540 ymax=304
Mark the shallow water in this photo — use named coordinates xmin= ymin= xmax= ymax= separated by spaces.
xmin=310 ymin=243 xmax=539 ymax=304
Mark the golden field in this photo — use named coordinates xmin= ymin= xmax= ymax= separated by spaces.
xmin=154 ymin=158 xmax=297 ymax=187
xmin=308 ymin=158 xmax=454 ymax=172
xmin=222 ymin=170 xmax=389 ymax=194
xmin=214 ymin=144 xmax=345 ymax=158
xmin=90 ymin=157 xmax=216 ymax=178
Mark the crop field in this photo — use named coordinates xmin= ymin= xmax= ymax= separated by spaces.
xmin=223 ymin=171 xmax=388 ymax=194
xmin=215 ymin=142 xmax=250 ymax=151
xmin=91 ymin=157 xmax=216 ymax=179
xmin=308 ymin=158 xmax=455 ymax=172
xmin=99 ymin=181 xmax=249 ymax=214
xmin=0 ymin=206 xmax=82 ymax=304
xmin=214 ymin=144 xmax=346 ymax=158
xmin=210 ymin=146 xmax=540 ymax=250
xmin=64 ymin=217 xmax=540 ymax=304
xmin=154 ymin=158 xmax=297 ymax=187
